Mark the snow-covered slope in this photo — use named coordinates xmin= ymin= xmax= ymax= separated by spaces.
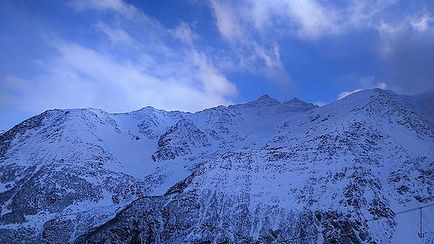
xmin=0 ymin=89 xmax=433 ymax=243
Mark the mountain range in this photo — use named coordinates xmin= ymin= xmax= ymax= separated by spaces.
xmin=1 ymin=88 xmax=433 ymax=243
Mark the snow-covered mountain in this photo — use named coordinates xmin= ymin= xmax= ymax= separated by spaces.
xmin=0 ymin=89 xmax=433 ymax=243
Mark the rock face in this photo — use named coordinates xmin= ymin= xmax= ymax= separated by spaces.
xmin=152 ymin=119 xmax=210 ymax=161
xmin=0 ymin=89 xmax=433 ymax=243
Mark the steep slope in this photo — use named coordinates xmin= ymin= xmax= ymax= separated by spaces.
xmin=0 ymin=108 xmax=189 ymax=242
xmin=1 ymin=89 xmax=433 ymax=243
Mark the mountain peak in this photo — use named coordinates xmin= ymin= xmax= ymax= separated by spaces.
xmin=280 ymin=97 xmax=317 ymax=112
xmin=247 ymin=95 xmax=280 ymax=106
xmin=284 ymin=97 xmax=305 ymax=104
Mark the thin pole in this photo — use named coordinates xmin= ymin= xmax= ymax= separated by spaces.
xmin=418 ymin=207 xmax=424 ymax=239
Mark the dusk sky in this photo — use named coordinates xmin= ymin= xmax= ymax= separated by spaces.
xmin=1 ymin=0 xmax=434 ymax=130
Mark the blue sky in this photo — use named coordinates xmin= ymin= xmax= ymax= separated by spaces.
xmin=1 ymin=0 xmax=434 ymax=130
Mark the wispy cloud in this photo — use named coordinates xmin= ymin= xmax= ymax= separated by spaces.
xmin=209 ymin=0 xmax=434 ymax=95
xmin=376 ymin=12 xmax=434 ymax=94
xmin=209 ymin=0 xmax=292 ymax=86
xmin=210 ymin=0 xmax=344 ymax=42
xmin=274 ymin=0 xmax=342 ymax=39
xmin=210 ymin=0 xmax=244 ymax=42
xmin=410 ymin=14 xmax=433 ymax=32
xmin=206 ymin=0 xmax=398 ymax=89
xmin=70 ymin=0 xmax=141 ymax=18
xmin=171 ymin=22 xmax=197 ymax=46
xmin=337 ymin=82 xmax=387 ymax=100
xmin=1 ymin=0 xmax=237 ymax=115
xmin=2 ymin=40 xmax=236 ymax=113
xmin=95 ymin=22 xmax=136 ymax=46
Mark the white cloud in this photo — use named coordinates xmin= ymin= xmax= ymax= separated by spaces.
xmin=280 ymin=0 xmax=341 ymax=39
xmin=210 ymin=0 xmax=342 ymax=41
xmin=377 ymin=13 xmax=434 ymax=61
xmin=71 ymin=0 xmax=141 ymax=18
xmin=343 ymin=0 xmax=398 ymax=28
xmin=337 ymin=82 xmax=387 ymax=100
xmin=1 ymin=1 xmax=238 ymax=114
xmin=208 ymin=1 xmax=292 ymax=85
xmin=410 ymin=14 xmax=433 ymax=32
xmin=252 ymin=43 xmax=291 ymax=85
xmin=95 ymin=22 xmax=136 ymax=46
xmin=2 ymin=41 xmax=236 ymax=113
xmin=208 ymin=0 xmax=434 ymax=95
xmin=209 ymin=0 xmax=431 ymax=42
xmin=375 ymin=15 xmax=434 ymax=94
xmin=210 ymin=0 xmax=244 ymax=42
xmin=191 ymin=51 xmax=236 ymax=95
xmin=207 ymin=0 xmax=400 ymax=87
xmin=171 ymin=22 xmax=197 ymax=45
